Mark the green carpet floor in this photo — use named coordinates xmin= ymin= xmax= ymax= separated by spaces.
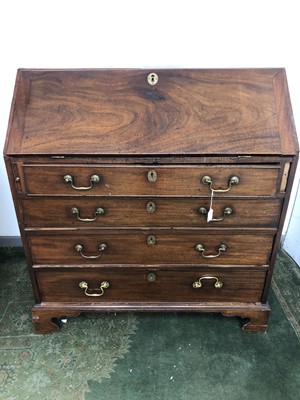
xmin=0 ymin=248 xmax=299 ymax=400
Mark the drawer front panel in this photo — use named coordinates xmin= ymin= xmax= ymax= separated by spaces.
xmin=36 ymin=267 xmax=266 ymax=303
xmin=23 ymin=164 xmax=280 ymax=196
xmin=22 ymin=198 xmax=282 ymax=228
xmin=29 ymin=232 xmax=274 ymax=265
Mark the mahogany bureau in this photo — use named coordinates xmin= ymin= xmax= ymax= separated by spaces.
xmin=4 ymin=68 xmax=298 ymax=334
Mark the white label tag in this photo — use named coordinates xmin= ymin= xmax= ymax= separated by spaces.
xmin=207 ymin=208 xmax=214 ymax=222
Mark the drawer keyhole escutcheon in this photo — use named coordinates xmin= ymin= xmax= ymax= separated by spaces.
xmin=147 ymin=170 xmax=157 ymax=183
xmin=79 ymin=281 xmax=110 ymax=297
xmin=147 ymin=72 xmax=158 ymax=85
xmin=196 ymin=244 xmax=227 ymax=258
xmin=75 ymin=243 xmax=107 ymax=259
xmin=147 ymin=235 xmax=156 ymax=246
xmin=71 ymin=207 xmax=105 ymax=222
xmin=63 ymin=174 xmax=100 ymax=190
xmin=146 ymin=201 xmax=156 ymax=213
xmin=202 ymin=175 xmax=239 ymax=193
xmin=192 ymin=276 xmax=223 ymax=289
xmin=198 ymin=206 xmax=232 ymax=222
xmin=147 ymin=272 xmax=157 ymax=282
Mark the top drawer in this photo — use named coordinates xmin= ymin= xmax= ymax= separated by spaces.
xmin=23 ymin=164 xmax=280 ymax=197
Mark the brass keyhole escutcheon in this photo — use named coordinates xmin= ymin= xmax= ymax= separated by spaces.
xmin=147 ymin=170 xmax=157 ymax=183
xmin=147 ymin=72 xmax=158 ymax=85
xmin=147 ymin=272 xmax=156 ymax=282
xmin=146 ymin=201 xmax=156 ymax=213
xmin=147 ymin=235 xmax=156 ymax=246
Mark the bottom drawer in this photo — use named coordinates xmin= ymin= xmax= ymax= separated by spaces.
xmin=36 ymin=267 xmax=266 ymax=303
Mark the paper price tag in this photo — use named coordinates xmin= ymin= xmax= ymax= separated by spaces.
xmin=207 ymin=208 xmax=214 ymax=222
xmin=207 ymin=189 xmax=214 ymax=222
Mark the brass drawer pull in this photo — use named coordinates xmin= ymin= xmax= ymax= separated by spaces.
xmin=198 ymin=206 xmax=232 ymax=222
xmin=71 ymin=207 xmax=105 ymax=222
xmin=192 ymin=276 xmax=223 ymax=289
xmin=75 ymin=243 xmax=107 ymax=259
xmin=63 ymin=174 xmax=100 ymax=190
xmin=79 ymin=280 xmax=110 ymax=297
xmin=147 ymin=170 xmax=157 ymax=183
xmin=202 ymin=175 xmax=239 ymax=193
xmin=196 ymin=244 xmax=227 ymax=258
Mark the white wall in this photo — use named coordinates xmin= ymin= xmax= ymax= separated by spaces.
xmin=0 ymin=0 xmax=299 ymax=237
xmin=284 ymin=181 xmax=300 ymax=265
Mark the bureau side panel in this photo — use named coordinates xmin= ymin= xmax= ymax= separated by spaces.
xmin=3 ymin=157 xmax=41 ymax=303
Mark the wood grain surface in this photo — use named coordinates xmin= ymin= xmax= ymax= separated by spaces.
xmin=23 ymin=164 xmax=280 ymax=196
xmin=28 ymin=231 xmax=274 ymax=265
xmin=36 ymin=267 xmax=266 ymax=303
xmin=4 ymin=69 xmax=298 ymax=156
xmin=22 ymin=197 xmax=281 ymax=228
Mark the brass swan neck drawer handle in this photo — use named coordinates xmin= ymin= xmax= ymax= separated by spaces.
xmin=79 ymin=281 xmax=110 ymax=297
xmin=63 ymin=174 xmax=100 ymax=190
xmin=196 ymin=244 xmax=227 ymax=258
xmin=198 ymin=206 xmax=232 ymax=222
xmin=71 ymin=207 xmax=105 ymax=222
xmin=192 ymin=276 xmax=223 ymax=289
xmin=202 ymin=175 xmax=239 ymax=193
xmin=75 ymin=243 xmax=107 ymax=259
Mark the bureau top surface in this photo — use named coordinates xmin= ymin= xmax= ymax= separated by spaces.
xmin=4 ymin=68 xmax=298 ymax=156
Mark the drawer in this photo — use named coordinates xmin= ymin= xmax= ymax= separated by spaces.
xmin=23 ymin=164 xmax=280 ymax=196
xmin=36 ymin=267 xmax=267 ymax=303
xmin=29 ymin=231 xmax=275 ymax=265
xmin=22 ymin=198 xmax=282 ymax=228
